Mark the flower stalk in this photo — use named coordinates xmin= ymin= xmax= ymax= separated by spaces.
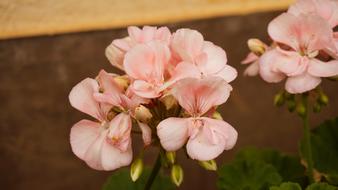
xmin=300 ymin=95 xmax=314 ymax=184
xmin=144 ymin=153 xmax=162 ymax=190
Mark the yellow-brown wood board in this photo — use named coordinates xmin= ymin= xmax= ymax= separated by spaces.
xmin=0 ymin=0 xmax=295 ymax=39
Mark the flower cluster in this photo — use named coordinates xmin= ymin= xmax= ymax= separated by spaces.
xmin=69 ymin=26 xmax=238 ymax=172
xmin=242 ymin=0 xmax=338 ymax=94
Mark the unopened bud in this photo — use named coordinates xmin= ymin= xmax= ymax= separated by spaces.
xmin=130 ymin=158 xmax=143 ymax=182
xmin=296 ymin=102 xmax=306 ymax=117
xmin=274 ymin=93 xmax=285 ymax=107
xmin=166 ymin=151 xmax=176 ymax=165
xmin=199 ymin=160 xmax=217 ymax=171
xmin=160 ymin=94 xmax=177 ymax=110
xmin=287 ymin=100 xmax=296 ymax=112
xmin=212 ymin=112 xmax=223 ymax=120
xmin=114 ymin=75 xmax=129 ymax=90
xmin=171 ymin=165 xmax=184 ymax=187
xmin=135 ymin=105 xmax=152 ymax=123
xmin=318 ymin=93 xmax=329 ymax=106
xmin=313 ymin=102 xmax=321 ymax=113
xmin=248 ymin=39 xmax=266 ymax=55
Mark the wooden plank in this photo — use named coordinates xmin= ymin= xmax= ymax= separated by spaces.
xmin=0 ymin=0 xmax=294 ymax=39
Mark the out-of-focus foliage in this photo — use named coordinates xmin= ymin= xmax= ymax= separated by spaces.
xmin=102 ymin=167 xmax=174 ymax=190
xmin=300 ymin=117 xmax=338 ymax=185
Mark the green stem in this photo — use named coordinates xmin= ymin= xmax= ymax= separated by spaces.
xmin=144 ymin=153 xmax=162 ymax=190
xmin=301 ymin=96 xmax=315 ymax=184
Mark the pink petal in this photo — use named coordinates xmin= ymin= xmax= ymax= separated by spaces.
xmin=124 ymin=41 xmax=170 ymax=83
xmin=96 ymin=70 xmax=123 ymax=92
xmin=127 ymin=26 xmax=171 ymax=44
xmin=241 ymin=52 xmax=259 ymax=65
xmin=259 ymin=49 xmax=286 ymax=83
xmin=169 ymin=61 xmax=201 ymax=83
xmin=244 ymin=61 xmax=260 ymax=76
xmin=308 ymin=59 xmax=338 ymax=77
xmin=70 ymin=119 xmax=101 ymax=160
xmin=70 ymin=119 xmax=132 ymax=171
xmin=196 ymin=41 xmax=227 ymax=74
xmin=186 ymin=117 xmax=237 ymax=161
xmin=100 ymin=138 xmax=133 ymax=171
xmin=157 ymin=117 xmax=189 ymax=151
xmin=131 ymin=80 xmax=161 ymax=98
xmin=155 ymin=27 xmax=171 ymax=44
xmin=288 ymin=0 xmax=338 ymax=28
xmin=285 ymin=73 xmax=322 ymax=94
xmin=113 ymin=37 xmax=134 ymax=51
xmin=272 ymin=48 xmax=307 ymax=77
xmin=69 ymin=78 xmax=103 ymax=120
xmin=138 ymin=122 xmax=152 ymax=146
xmin=128 ymin=26 xmax=142 ymax=42
xmin=268 ymin=13 xmax=334 ymax=52
xmin=214 ymin=65 xmax=238 ymax=83
xmin=171 ymin=77 xmax=232 ymax=116
xmin=107 ymin=113 xmax=132 ymax=152
xmin=83 ymin=127 xmax=132 ymax=171
xmin=105 ymin=45 xmax=124 ymax=70
xmin=171 ymin=29 xmax=204 ymax=62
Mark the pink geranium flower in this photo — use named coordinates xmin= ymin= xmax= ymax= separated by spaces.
xmin=157 ymin=77 xmax=237 ymax=161
xmin=288 ymin=0 xmax=338 ymax=58
xmin=123 ymin=41 xmax=171 ymax=98
xmin=105 ymin=26 xmax=171 ymax=70
xmin=170 ymin=29 xmax=237 ymax=83
xmin=69 ymin=70 xmax=151 ymax=170
xmin=259 ymin=13 xmax=338 ymax=93
xmin=288 ymin=0 xmax=338 ymax=28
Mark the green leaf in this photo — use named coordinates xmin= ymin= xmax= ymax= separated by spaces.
xmin=306 ymin=183 xmax=337 ymax=190
xmin=218 ymin=159 xmax=282 ymax=190
xmin=102 ymin=167 xmax=175 ymax=190
xmin=236 ymin=147 xmax=306 ymax=185
xmin=300 ymin=117 xmax=338 ymax=185
xmin=269 ymin=182 xmax=302 ymax=190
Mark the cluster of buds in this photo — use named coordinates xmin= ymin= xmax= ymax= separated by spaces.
xmin=69 ymin=26 xmax=238 ymax=186
xmin=242 ymin=0 xmax=338 ymax=95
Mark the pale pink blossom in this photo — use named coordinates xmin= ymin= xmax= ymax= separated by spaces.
xmin=288 ymin=0 xmax=338 ymax=28
xmin=123 ymin=41 xmax=171 ymax=98
xmin=170 ymin=29 xmax=237 ymax=83
xmin=241 ymin=52 xmax=260 ymax=76
xmin=259 ymin=13 xmax=338 ymax=93
xmin=288 ymin=0 xmax=338 ymax=58
xmin=105 ymin=26 xmax=171 ymax=70
xmin=69 ymin=71 xmax=151 ymax=170
xmin=157 ymin=77 xmax=237 ymax=161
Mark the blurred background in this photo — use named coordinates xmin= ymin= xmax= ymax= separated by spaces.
xmin=0 ymin=0 xmax=337 ymax=189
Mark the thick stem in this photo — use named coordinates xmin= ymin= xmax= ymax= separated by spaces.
xmin=301 ymin=96 xmax=314 ymax=184
xmin=144 ymin=153 xmax=162 ymax=190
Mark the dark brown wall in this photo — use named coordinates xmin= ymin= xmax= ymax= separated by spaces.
xmin=0 ymin=11 xmax=337 ymax=190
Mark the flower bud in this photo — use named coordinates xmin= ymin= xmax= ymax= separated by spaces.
xmin=130 ymin=158 xmax=143 ymax=182
xmin=171 ymin=164 xmax=184 ymax=187
xmin=274 ymin=92 xmax=285 ymax=107
xmin=160 ymin=94 xmax=177 ymax=110
xmin=114 ymin=75 xmax=129 ymax=90
xmin=199 ymin=160 xmax=217 ymax=171
xmin=287 ymin=100 xmax=296 ymax=112
xmin=135 ymin=105 xmax=152 ymax=123
xmin=166 ymin=151 xmax=176 ymax=165
xmin=313 ymin=102 xmax=321 ymax=113
xmin=296 ymin=102 xmax=306 ymax=117
xmin=248 ymin=39 xmax=266 ymax=55
xmin=318 ymin=92 xmax=329 ymax=106
xmin=212 ymin=111 xmax=223 ymax=120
